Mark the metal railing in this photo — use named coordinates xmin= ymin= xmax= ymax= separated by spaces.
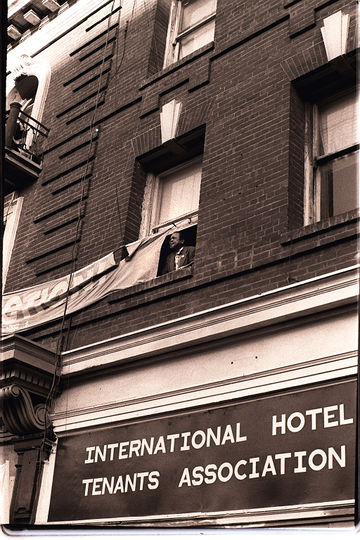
xmin=5 ymin=102 xmax=50 ymax=162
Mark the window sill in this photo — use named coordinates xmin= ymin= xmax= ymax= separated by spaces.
xmin=281 ymin=209 xmax=359 ymax=245
xmin=139 ymin=42 xmax=214 ymax=91
xmin=107 ymin=266 xmax=194 ymax=304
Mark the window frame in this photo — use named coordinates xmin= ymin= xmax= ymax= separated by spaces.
xmin=305 ymin=89 xmax=358 ymax=224
xmin=163 ymin=0 xmax=216 ymax=67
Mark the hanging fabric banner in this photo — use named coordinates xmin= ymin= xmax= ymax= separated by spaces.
xmin=2 ymin=224 xmax=188 ymax=335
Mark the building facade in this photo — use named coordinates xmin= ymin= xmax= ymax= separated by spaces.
xmin=2 ymin=0 xmax=358 ymax=529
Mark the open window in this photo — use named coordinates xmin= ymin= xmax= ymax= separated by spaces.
xmin=164 ymin=0 xmax=217 ymax=67
xmin=157 ymin=224 xmax=197 ymax=276
xmin=141 ymin=158 xmax=201 ymax=276
xmin=292 ymin=51 xmax=357 ymax=227
xmin=308 ymin=89 xmax=358 ymax=222
xmin=138 ymin=126 xmax=205 ymax=237
xmin=133 ymin=127 xmax=205 ymax=279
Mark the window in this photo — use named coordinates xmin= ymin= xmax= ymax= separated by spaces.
xmin=164 ymin=0 xmax=217 ymax=67
xmin=3 ymin=195 xmax=23 ymax=290
xmin=141 ymin=158 xmax=202 ymax=236
xmin=6 ymin=76 xmax=39 ymax=151
xmin=309 ymin=90 xmax=358 ymax=222
xmin=6 ymin=55 xmax=51 ymax=153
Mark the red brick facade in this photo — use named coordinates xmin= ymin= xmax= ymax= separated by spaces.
xmin=5 ymin=0 xmax=358 ymax=351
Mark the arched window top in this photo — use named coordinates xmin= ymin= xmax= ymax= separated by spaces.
xmin=6 ymin=54 xmax=51 ymax=152
xmin=7 ymin=54 xmax=50 ymax=81
xmin=6 ymin=54 xmax=51 ymax=122
xmin=6 ymin=76 xmax=38 ymax=110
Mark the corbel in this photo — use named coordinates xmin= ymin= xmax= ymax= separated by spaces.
xmin=1 ymin=384 xmax=51 ymax=435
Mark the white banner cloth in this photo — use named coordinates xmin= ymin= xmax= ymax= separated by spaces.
xmin=2 ymin=224 xmax=186 ymax=334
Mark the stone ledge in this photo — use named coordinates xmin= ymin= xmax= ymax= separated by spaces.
xmin=107 ymin=266 xmax=194 ymax=304
xmin=281 ymin=210 xmax=359 ymax=245
xmin=0 ymin=334 xmax=57 ymax=401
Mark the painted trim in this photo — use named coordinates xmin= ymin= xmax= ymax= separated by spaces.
xmin=35 ymin=439 xmax=58 ymax=525
xmin=53 ymin=354 xmax=357 ymax=432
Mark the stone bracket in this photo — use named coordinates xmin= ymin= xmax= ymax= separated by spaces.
xmin=1 ymin=384 xmax=51 ymax=435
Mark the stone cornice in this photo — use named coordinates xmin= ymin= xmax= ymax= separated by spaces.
xmin=1 ymin=333 xmax=57 ymax=374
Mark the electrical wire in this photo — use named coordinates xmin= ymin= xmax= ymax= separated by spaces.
xmin=41 ymin=0 xmax=156 ymax=400
xmin=61 ymin=0 xmax=142 ymax=348
xmin=41 ymin=0 xmax=121 ymax=454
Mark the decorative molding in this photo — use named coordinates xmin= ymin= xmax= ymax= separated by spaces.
xmin=8 ymin=25 xmax=22 ymax=40
xmin=0 ymin=334 xmax=57 ymax=436
xmin=11 ymin=434 xmax=54 ymax=524
xmin=7 ymin=54 xmax=36 ymax=80
xmin=160 ymin=99 xmax=182 ymax=143
xmin=1 ymin=385 xmax=51 ymax=435
xmin=1 ymin=333 xmax=57 ymax=374
xmin=42 ymin=0 xmax=60 ymax=12
xmin=0 ymin=364 xmax=52 ymax=396
xmin=0 ymin=336 xmax=57 ymax=525
xmin=61 ymin=265 xmax=359 ymax=375
xmin=7 ymin=0 xmax=115 ymax=58
xmin=23 ymin=10 xmax=41 ymax=26
xmin=52 ymin=351 xmax=357 ymax=432
xmin=3 ymin=196 xmax=23 ymax=290
xmin=321 ymin=11 xmax=350 ymax=62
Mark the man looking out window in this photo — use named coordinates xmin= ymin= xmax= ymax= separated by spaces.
xmin=160 ymin=231 xmax=195 ymax=275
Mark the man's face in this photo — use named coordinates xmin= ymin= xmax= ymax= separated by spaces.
xmin=169 ymin=232 xmax=183 ymax=250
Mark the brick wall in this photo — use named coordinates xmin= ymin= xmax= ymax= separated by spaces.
xmin=5 ymin=0 xmax=358 ymax=350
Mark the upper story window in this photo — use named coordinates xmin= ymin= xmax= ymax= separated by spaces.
xmin=135 ymin=126 xmax=205 ymax=277
xmin=155 ymin=159 xmax=202 ymax=231
xmin=141 ymin=158 xmax=202 ymax=236
xmin=164 ymin=0 xmax=217 ymax=67
xmin=310 ymin=90 xmax=358 ymax=221
xmin=6 ymin=54 xmax=51 ymax=158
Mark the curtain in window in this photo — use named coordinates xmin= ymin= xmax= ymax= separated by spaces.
xmin=181 ymin=0 xmax=217 ymax=31
xmin=318 ymin=93 xmax=357 ymax=155
xmin=157 ymin=163 xmax=202 ymax=225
